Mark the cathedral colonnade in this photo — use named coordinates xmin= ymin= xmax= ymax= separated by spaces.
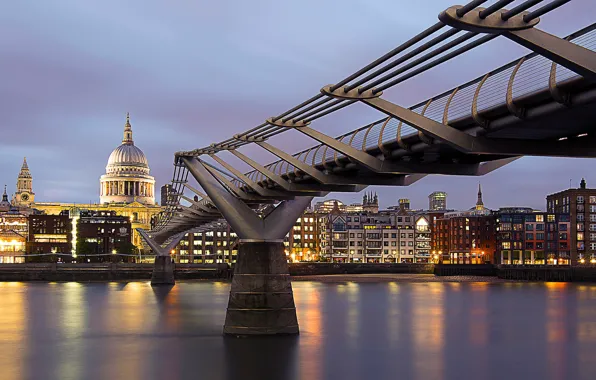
xmin=100 ymin=180 xmax=154 ymax=198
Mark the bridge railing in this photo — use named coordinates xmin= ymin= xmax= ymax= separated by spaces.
xmin=153 ymin=0 xmax=596 ymax=237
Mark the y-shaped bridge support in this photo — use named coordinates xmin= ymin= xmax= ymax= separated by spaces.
xmin=138 ymin=229 xmax=186 ymax=285
xmin=182 ymin=156 xmax=312 ymax=335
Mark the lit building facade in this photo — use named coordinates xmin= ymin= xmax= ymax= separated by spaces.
xmin=0 ymin=209 xmax=28 ymax=263
xmin=428 ymin=191 xmax=447 ymax=211
xmin=435 ymin=214 xmax=496 ymax=264
xmin=285 ymin=212 xmax=320 ymax=262
xmin=495 ymin=208 xmax=571 ymax=265
xmin=546 ymin=179 xmax=596 ymax=264
xmin=314 ymin=199 xmax=345 ymax=213
xmin=172 ymin=222 xmax=238 ymax=264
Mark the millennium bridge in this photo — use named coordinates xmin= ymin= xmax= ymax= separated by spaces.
xmin=139 ymin=0 xmax=596 ymax=335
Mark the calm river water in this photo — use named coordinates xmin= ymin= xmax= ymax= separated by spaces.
xmin=1 ymin=278 xmax=596 ymax=380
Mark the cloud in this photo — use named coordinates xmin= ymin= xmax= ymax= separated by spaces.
xmin=0 ymin=0 xmax=593 ymax=211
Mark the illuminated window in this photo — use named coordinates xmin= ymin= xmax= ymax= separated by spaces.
xmin=536 ymin=215 xmax=544 ymax=222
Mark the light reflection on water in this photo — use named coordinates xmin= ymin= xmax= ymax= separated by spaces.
xmin=1 ymin=281 xmax=596 ymax=380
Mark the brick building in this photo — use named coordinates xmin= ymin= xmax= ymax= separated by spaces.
xmin=495 ymin=208 xmax=571 ymax=265
xmin=435 ymin=214 xmax=496 ymax=264
xmin=547 ymin=179 xmax=596 ymax=264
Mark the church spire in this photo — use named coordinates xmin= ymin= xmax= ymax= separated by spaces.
xmin=2 ymin=185 xmax=7 ymax=202
xmin=122 ymin=112 xmax=134 ymax=145
xmin=476 ymin=183 xmax=484 ymax=209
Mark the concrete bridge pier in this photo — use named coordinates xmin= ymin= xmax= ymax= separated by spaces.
xmin=151 ymin=256 xmax=175 ymax=285
xmin=137 ymin=229 xmax=185 ymax=286
xmin=224 ymin=241 xmax=298 ymax=335
xmin=182 ymin=156 xmax=313 ymax=335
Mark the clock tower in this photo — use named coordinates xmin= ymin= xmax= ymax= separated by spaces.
xmin=13 ymin=157 xmax=35 ymax=207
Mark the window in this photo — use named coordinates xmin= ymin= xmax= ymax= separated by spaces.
xmin=391 ymin=233 xmax=397 ymax=238
xmin=400 ymin=233 xmax=406 ymax=238
xmin=547 ymin=215 xmax=556 ymax=222
xmin=525 ymin=242 xmax=534 ymax=249
xmin=590 ymin=214 xmax=596 ymax=222
xmin=578 ymin=223 xmax=585 ymax=231
xmin=502 ymin=242 xmax=511 ymax=249
xmin=384 ymin=233 xmax=389 ymax=238
xmin=590 ymin=196 xmax=596 ymax=204
xmin=559 ymin=224 xmax=568 ymax=231
xmin=526 ymin=224 xmax=534 ymax=231
xmin=578 ymin=232 xmax=585 ymax=241
xmin=578 ymin=196 xmax=585 ymax=204
xmin=525 ymin=233 xmax=534 ymax=240
xmin=536 ymin=233 xmax=545 ymax=240
xmin=400 ymin=242 xmax=406 ymax=246
xmin=536 ymin=215 xmax=544 ymax=222
xmin=536 ymin=242 xmax=544 ymax=249
xmin=357 ymin=233 xmax=362 ymax=238
xmin=578 ymin=242 xmax=585 ymax=250
xmin=536 ymin=224 xmax=545 ymax=231
xmin=559 ymin=233 xmax=568 ymax=240
xmin=590 ymin=233 xmax=596 ymax=241
xmin=590 ymin=205 xmax=596 ymax=213
xmin=349 ymin=233 xmax=355 ymax=238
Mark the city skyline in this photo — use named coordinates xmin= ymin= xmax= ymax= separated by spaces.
xmin=1 ymin=0 xmax=594 ymax=211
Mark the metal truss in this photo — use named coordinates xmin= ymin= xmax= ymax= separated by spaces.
xmin=151 ymin=0 xmax=596 ymax=242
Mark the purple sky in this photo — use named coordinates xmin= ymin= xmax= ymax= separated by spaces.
xmin=1 ymin=0 xmax=593 ymax=211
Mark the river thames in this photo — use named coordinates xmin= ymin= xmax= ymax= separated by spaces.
xmin=1 ymin=278 xmax=596 ymax=380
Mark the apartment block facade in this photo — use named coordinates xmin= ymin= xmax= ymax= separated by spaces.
xmin=546 ymin=179 xmax=596 ymax=264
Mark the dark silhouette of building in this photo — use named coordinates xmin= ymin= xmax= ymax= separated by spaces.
xmin=26 ymin=212 xmax=72 ymax=261
xmin=76 ymin=210 xmax=132 ymax=262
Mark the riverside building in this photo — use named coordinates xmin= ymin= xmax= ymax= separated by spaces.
xmin=547 ymin=178 xmax=596 ymax=264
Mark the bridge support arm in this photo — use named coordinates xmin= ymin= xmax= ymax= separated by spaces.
xmin=362 ymin=97 xmax=596 ymax=158
xmin=505 ymin=28 xmax=596 ymax=82
xmin=182 ymin=157 xmax=264 ymax=239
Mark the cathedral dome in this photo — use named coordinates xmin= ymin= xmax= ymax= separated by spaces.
xmin=106 ymin=144 xmax=149 ymax=173
xmin=99 ymin=113 xmax=155 ymax=205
